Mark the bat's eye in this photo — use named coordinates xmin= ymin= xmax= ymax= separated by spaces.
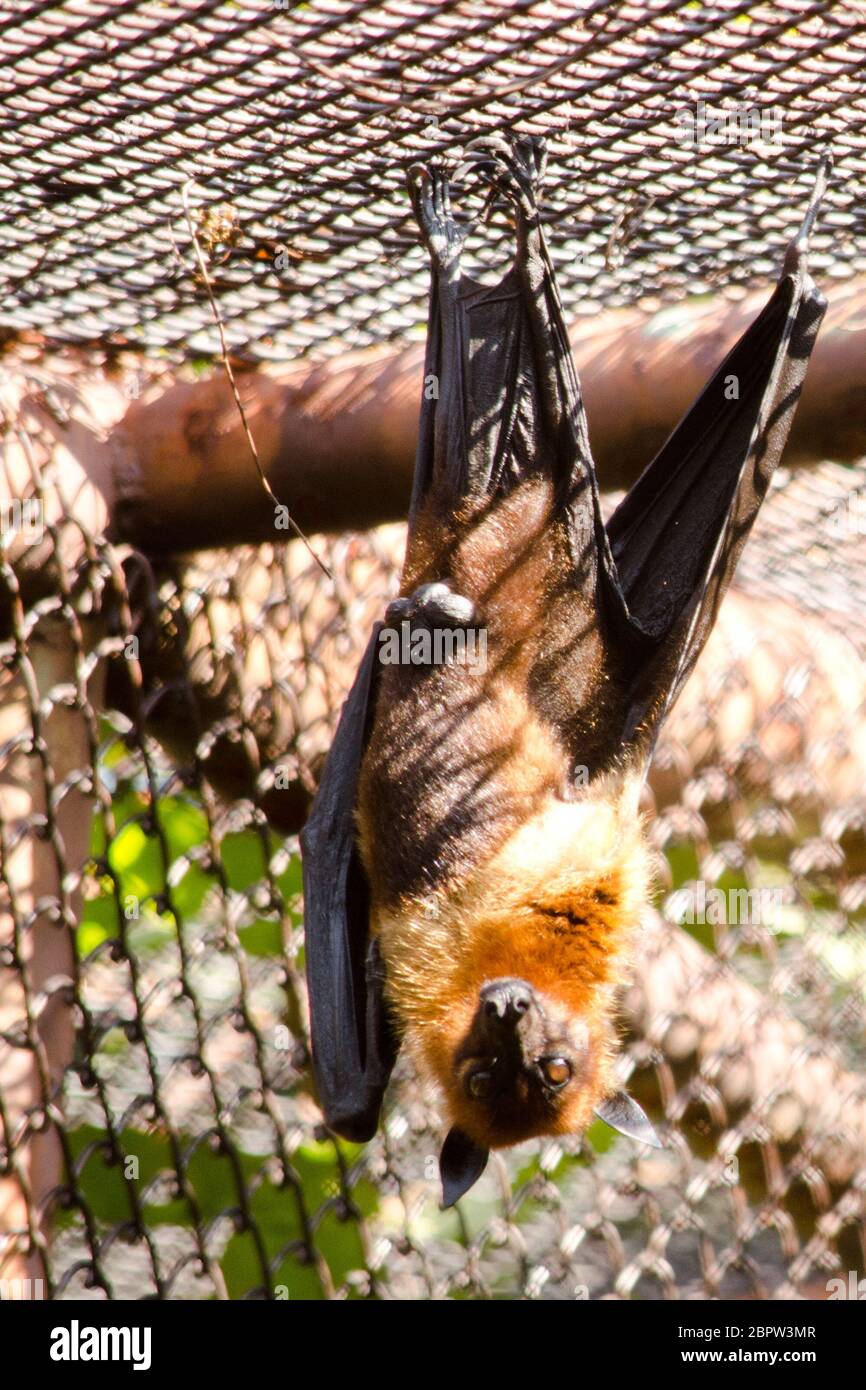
xmin=467 ymin=1069 xmax=494 ymax=1100
xmin=539 ymin=1057 xmax=572 ymax=1090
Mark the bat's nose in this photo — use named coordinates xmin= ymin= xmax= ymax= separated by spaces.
xmin=480 ymin=978 xmax=534 ymax=1023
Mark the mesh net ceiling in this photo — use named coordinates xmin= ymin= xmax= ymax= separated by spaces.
xmin=1 ymin=0 xmax=865 ymax=362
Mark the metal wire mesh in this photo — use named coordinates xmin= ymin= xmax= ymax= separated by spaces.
xmin=2 ymin=381 xmax=866 ymax=1297
xmin=1 ymin=0 xmax=866 ymax=1302
xmin=2 ymin=0 xmax=866 ymax=362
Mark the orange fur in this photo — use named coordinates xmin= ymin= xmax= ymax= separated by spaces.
xmin=357 ymin=476 xmax=649 ymax=1150
xmin=366 ymin=784 xmax=652 ymax=1149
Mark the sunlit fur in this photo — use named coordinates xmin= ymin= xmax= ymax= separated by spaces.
xmin=362 ymin=776 xmax=652 ymax=1150
xmin=357 ymin=474 xmax=654 ymax=1150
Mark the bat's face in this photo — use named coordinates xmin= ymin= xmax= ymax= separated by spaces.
xmin=437 ymin=975 xmax=610 ymax=1151
xmin=426 ymin=966 xmax=630 ymax=1207
xmin=430 ymin=962 xmax=661 ymax=1206
xmin=371 ymin=785 xmax=653 ymax=1190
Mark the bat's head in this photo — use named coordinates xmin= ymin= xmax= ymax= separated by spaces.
xmin=433 ymin=973 xmax=660 ymax=1206
xmin=450 ymin=976 xmax=599 ymax=1146
xmin=373 ymin=784 xmax=663 ymax=1207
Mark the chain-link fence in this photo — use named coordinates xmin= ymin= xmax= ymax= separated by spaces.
xmin=2 ymin=1 xmax=866 ymax=363
xmin=1 ymin=0 xmax=866 ymax=1300
xmin=3 ymin=417 xmax=865 ymax=1298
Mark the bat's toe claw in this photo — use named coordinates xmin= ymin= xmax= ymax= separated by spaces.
xmin=408 ymin=162 xmax=464 ymax=270
xmin=463 ymin=133 xmax=545 ymax=225
xmin=781 ymin=154 xmax=831 ymax=280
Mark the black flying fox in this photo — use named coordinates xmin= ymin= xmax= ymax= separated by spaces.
xmin=301 ymin=136 xmax=827 ymax=1206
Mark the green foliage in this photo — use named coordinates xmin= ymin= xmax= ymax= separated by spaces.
xmin=79 ymin=784 xmax=300 ymax=961
xmin=64 ymin=1126 xmax=375 ymax=1298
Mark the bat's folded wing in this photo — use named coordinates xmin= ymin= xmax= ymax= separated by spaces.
xmin=300 ymin=627 xmax=398 ymax=1141
xmin=604 ymin=180 xmax=828 ymax=759
xmin=444 ymin=140 xmax=829 ymax=776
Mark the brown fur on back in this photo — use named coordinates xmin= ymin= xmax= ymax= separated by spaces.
xmin=357 ymin=478 xmax=627 ymax=908
xmin=356 ymin=477 xmax=646 ymax=1147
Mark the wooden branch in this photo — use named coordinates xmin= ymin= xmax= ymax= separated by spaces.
xmin=110 ymin=347 xmax=422 ymax=552
xmin=112 ymin=278 xmax=866 ymax=553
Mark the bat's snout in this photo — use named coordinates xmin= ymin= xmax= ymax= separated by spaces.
xmin=479 ymin=977 xmax=535 ymax=1026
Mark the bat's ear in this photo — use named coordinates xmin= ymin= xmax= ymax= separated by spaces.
xmin=439 ymin=1127 xmax=489 ymax=1208
xmin=594 ymin=1092 xmax=663 ymax=1149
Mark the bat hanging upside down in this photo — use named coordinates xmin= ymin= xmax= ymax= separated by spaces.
xmin=301 ymin=137 xmax=828 ymax=1206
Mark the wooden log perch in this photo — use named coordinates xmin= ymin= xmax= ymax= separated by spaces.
xmin=111 ymin=277 xmax=866 ymax=553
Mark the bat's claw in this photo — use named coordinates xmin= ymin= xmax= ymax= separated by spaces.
xmin=782 ymin=153 xmax=831 ymax=279
xmin=461 ymin=133 xmax=546 ymax=228
xmin=386 ymin=580 xmax=476 ymax=629
xmin=408 ymin=163 xmax=464 ymax=274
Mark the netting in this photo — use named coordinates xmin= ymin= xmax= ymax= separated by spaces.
xmin=2 ymin=0 xmax=866 ymax=362
xmin=3 ymin=404 xmax=866 ymax=1298
xmin=1 ymin=0 xmax=866 ymax=1302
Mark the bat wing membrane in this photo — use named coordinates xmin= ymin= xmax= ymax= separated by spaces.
xmin=605 ymin=241 xmax=827 ymax=757
xmin=442 ymin=139 xmax=827 ymax=772
xmin=300 ymin=627 xmax=398 ymax=1141
xmin=406 ymin=148 xmax=607 ymax=579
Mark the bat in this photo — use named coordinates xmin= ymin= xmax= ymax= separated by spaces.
xmin=301 ymin=136 xmax=828 ymax=1207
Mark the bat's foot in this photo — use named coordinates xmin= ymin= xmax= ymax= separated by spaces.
xmin=462 ymin=133 xmax=546 ymax=230
xmin=385 ymin=580 xmax=476 ymax=629
xmin=407 ymin=164 xmax=464 ymax=276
